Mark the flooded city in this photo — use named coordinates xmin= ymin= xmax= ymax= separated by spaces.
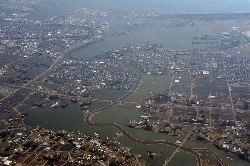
xmin=1 ymin=0 xmax=250 ymax=165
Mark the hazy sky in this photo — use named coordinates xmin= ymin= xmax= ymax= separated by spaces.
xmin=41 ymin=0 xmax=250 ymax=13
xmin=107 ymin=0 xmax=250 ymax=13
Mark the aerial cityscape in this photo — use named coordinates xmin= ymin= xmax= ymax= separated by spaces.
xmin=1 ymin=0 xmax=250 ymax=165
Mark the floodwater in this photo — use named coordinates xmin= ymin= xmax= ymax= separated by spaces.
xmin=68 ymin=22 xmax=217 ymax=60
xmin=14 ymin=1 xmax=250 ymax=165
xmin=0 ymin=86 xmax=7 ymax=94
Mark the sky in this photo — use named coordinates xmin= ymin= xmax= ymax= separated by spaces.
xmin=39 ymin=0 xmax=250 ymax=14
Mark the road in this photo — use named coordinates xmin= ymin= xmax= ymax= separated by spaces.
xmin=83 ymin=69 xmax=229 ymax=166
xmin=164 ymin=126 xmax=197 ymax=166
xmin=0 ymin=41 xmax=229 ymax=166
xmin=221 ymin=53 xmax=237 ymax=123
xmin=85 ymin=115 xmax=202 ymax=166
xmin=84 ymin=73 xmax=203 ymax=166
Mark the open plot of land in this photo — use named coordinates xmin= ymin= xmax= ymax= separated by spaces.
xmin=192 ymin=85 xmax=210 ymax=103
xmin=193 ymin=76 xmax=211 ymax=101
xmin=197 ymin=149 xmax=222 ymax=166
xmin=210 ymin=109 xmax=220 ymax=126
xmin=218 ymin=109 xmax=235 ymax=121
xmin=228 ymin=47 xmax=250 ymax=57
xmin=192 ymin=75 xmax=231 ymax=107
xmin=210 ymin=76 xmax=228 ymax=87
xmin=194 ymin=75 xmax=210 ymax=85
xmin=199 ymin=108 xmax=210 ymax=116
xmin=186 ymin=107 xmax=198 ymax=120
xmin=235 ymin=110 xmax=250 ymax=122
xmin=125 ymin=75 xmax=172 ymax=102
xmin=230 ymin=86 xmax=250 ymax=99
xmin=209 ymin=108 xmax=234 ymax=126
xmin=171 ymin=83 xmax=190 ymax=96
xmin=171 ymin=106 xmax=186 ymax=119
xmin=210 ymin=76 xmax=231 ymax=106
xmin=171 ymin=75 xmax=191 ymax=98
xmin=170 ymin=106 xmax=209 ymax=126
xmin=230 ymin=86 xmax=250 ymax=108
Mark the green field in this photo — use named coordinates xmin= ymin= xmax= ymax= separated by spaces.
xmin=125 ymin=74 xmax=173 ymax=102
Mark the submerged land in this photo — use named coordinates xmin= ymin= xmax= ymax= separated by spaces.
xmin=1 ymin=0 xmax=250 ymax=165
